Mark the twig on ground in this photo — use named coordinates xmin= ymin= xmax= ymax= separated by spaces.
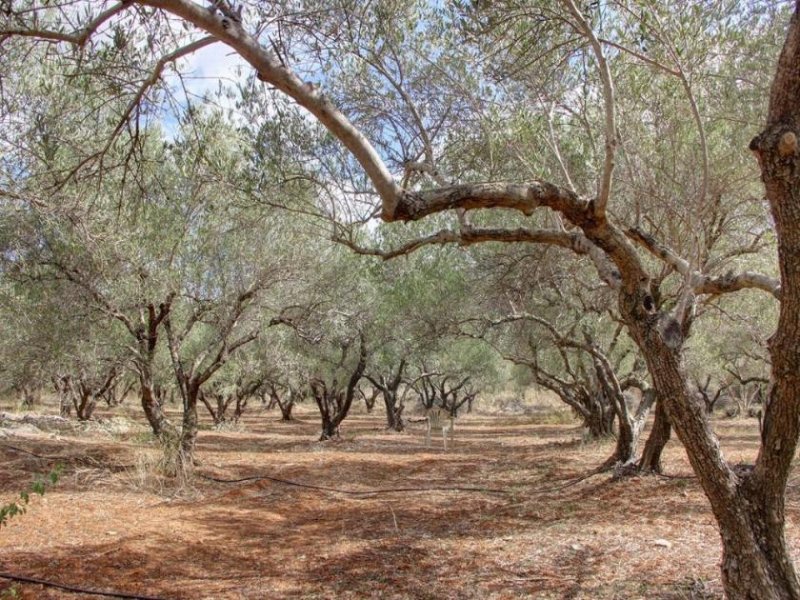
xmin=198 ymin=472 xmax=509 ymax=496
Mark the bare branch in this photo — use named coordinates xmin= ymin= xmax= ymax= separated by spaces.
xmin=597 ymin=37 xmax=680 ymax=76
xmin=562 ymin=0 xmax=617 ymax=216
xmin=335 ymin=224 xmax=621 ymax=288
xmin=1 ymin=2 xmax=130 ymax=47
xmin=627 ymin=227 xmax=780 ymax=299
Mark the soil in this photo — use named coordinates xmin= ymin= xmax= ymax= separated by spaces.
xmin=0 ymin=402 xmax=795 ymax=599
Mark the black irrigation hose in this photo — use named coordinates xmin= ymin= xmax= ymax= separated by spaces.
xmin=0 ymin=572 xmax=169 ymax=600
xmin=198 ymin=472 xmax=510 ymax=496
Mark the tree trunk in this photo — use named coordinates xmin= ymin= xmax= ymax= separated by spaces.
xmin=611 ymin=418 xmax=636 ymax=464
xmin=383 ymin=392 xmax=404 ymax=432
xmin=232 ymin=394 xmax=248 ymax=423
xmin=213 ymin=395 xmax=227 ymax=426
xmin=713 ymin=477 xmax=800 ymax=600
xmin=74 ymin=391 xmax=97 ymax=421
xmin=140 ymin=378 xmax=174 ymax=439
xmin=362 ymin=388 xmax=378 ymax=413
xmin=625 ymin=308 xmax=800 ymax=599
xmin=582 ymin=396 xmax=615 ymax=439
xmin=609 ymin=389 xmax=655 ymax=466
xmin=638 ymin=400 xmax=671 ymax=473
xmin=199 ymin=391 xmax=224 ymax=426
xmin=178 ymin=384 xmax=200 ymax=465
xmin=319 ymin=416 xmax=340 ymax=441
xmin=278 ymin=399 xmax=294 ymax=421
xmin=313 ymin=335 xmax=367 ymax=440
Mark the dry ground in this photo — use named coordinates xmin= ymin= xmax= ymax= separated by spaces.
xmin=1 ymin=401 xmax=798 ymax=599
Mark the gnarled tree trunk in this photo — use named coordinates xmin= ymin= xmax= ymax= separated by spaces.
xmin=358 ymin=385 xmax=380 ymax=414
xmin=608 ymin=389 xmax=655 ymax=467
xmin=179 ymin=382 xmax=200 ymax=462
xmin=638 ymin=399 xmax=671 ymax=474
xmin=581 ymin=390 xmax=616 ymax=439
xmin=626 ymin=305 xmax=800 ymax=599
xmin=311 ymin=336 xmax=367 ymax=441
xmin=140 ymin=375 xmax=174 ymax=439
xmin=367 ymin=361 xmax=407 ymax=432
xmin=267 ymin=384 xmax=298 ymax=422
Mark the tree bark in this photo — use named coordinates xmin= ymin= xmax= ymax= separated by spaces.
xmin=278 ymin=397 xmax=295 ymax=421
xmin=638 ymin=400 xmax=671 ymax=473
xmin=383 ymin=392 xmax=405 ymax=432
xmin=579 ymin=390 xmax=616 ymax=439
xmin=319 ymin=418 xmax=340 ymax=441
xmin=73 ymin=390 xmax=97 ymax=421
xmin=178 ymin=383 xmax=200 ymax=464
xmin=711 ymin=4 xmax=800 ymax=596
xmin=584 ymin=411 xmax=615 ymax=439
xmin=140 ymin=377 xmax=174 ymax=439
xmin=609 ymin=389 xmax=655 ymax=466
xmin=626 ymin=310 xmax=800 ymax=599
xmin=232 ymin=393 xmax=248 ymax=423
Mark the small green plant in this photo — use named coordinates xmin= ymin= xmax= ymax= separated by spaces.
xmin=0 ymin=584 xmax=20 ymax=599
xmin=0 ymin=464 xmax=63 ymax=527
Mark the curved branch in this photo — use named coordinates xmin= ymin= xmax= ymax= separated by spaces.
xmin=562 ymin=0 xmax=617 ymax=216
xmin=139 ymin=0 xmax=402 ymax=214
xmin=0 ymin=3 xmax=130 ymax=47
xmin=334 ymin=224 xmax=621 ymax=287
xmin=627 ymin=227 xmax=780 ymax=299
xmin=109 ymin=36 xmax=218 ymax=144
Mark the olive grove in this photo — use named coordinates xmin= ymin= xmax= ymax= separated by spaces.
xmin=1 ymin=1 xmax=799 ymax=597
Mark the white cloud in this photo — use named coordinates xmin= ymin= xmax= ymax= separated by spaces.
xmin=180 ymin=43 xmax=250 ymax=100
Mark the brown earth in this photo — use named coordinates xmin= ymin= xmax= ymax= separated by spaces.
xmin=0 ymin=402 xmax=796 ymax=599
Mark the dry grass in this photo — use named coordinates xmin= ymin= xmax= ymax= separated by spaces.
xmin=0 ymin=400 xmax=794 ymax=599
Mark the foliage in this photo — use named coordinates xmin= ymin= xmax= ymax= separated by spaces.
xmin=0 ymin=464 xmax=63 ymax=528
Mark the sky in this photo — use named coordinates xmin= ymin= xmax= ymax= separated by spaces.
xmin=180 ymin=42 xmax=249 ymax=101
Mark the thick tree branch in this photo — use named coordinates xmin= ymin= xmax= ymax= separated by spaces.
xmin=139 ymin=0 xmax=402 ymax=213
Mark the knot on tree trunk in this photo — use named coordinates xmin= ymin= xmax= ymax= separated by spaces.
xmin=750 ymin=123 xmax=800 ymax=178
xmin=387 ymin=191 xmax=425 ymax=222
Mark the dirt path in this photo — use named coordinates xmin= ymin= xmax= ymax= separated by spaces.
xmin=0 ymin=407 xmax=795 ymax=599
